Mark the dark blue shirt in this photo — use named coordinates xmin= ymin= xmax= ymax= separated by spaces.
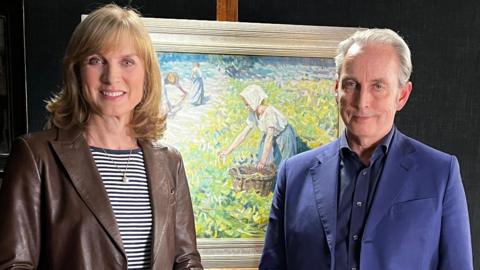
xmin=334 ymin=128 xmax=395 ymax=270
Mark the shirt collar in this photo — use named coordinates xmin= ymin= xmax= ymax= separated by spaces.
xmin=339 ymin=126 xmax=396 ymax=158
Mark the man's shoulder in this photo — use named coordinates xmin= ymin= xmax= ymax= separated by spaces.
xmin=284 ymin=139 xmax=339 ymax=168
xmin=395 ymin=131 xmax=454 ymax=163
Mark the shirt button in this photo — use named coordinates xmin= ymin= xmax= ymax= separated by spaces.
xmin=362 ymin=170 xmax=367 ymax=176
xmin=356 ymin=201 xmax=363 ymax=207
xmin=352 ymin=235 xmax=359 ymax=241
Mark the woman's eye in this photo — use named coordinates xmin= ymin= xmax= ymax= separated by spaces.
xmin=87 ymin=57 xmax=104 ymax=65
xmin=122 ymin=59 xmax=135 ymax=67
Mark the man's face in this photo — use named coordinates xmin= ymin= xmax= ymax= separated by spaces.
xmin=335 ymin=43 xmax=412 ymax=144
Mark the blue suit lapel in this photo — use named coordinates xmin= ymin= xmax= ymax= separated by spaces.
xmin=363 ymin=131 xmax=416 ymax=239
xmin=310 ymin=141 xmax=340 ymax=255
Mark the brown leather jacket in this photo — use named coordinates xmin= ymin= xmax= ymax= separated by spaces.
xmin=0 ymin=127 xmax=203 ymax=269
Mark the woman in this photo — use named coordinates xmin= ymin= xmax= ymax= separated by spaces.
xmin=189 ymin=63 xmax=205 ymax=106
xmin=219 ymin=84 xmax=299 ymax=170
xmin=163 ymin=72 xmax=188 ymax=115
xmin=0 ymin=4 xmax=202 ymax=270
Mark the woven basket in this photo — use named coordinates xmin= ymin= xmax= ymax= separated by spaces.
xmin=228 ymin=164 xmax=276 ymax=196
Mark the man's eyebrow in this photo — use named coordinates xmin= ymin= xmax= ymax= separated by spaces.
xmin=371 ymin=78 xmax=387 ymax=84
xmin=340 ymin=76 xmax=357 ymax=82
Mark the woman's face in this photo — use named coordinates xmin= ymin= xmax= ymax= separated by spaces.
xmin=243 ymin=99 xmax=255 ymax=112
xmin=80 ymin=36 xmax=145 ymax=121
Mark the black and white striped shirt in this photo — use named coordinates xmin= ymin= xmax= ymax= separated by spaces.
xmin=90 ymin=147 xmax=152 ymax=269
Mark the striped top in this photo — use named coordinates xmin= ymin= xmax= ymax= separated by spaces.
xmin=90 ymin=147 xmax=152 ymax=269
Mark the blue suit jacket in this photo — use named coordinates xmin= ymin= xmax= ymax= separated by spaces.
xmin=260 ymin=130 xmax=473 ymax=270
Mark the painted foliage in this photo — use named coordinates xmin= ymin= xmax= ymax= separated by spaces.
xmin=158 ymin=52 xmax=338 ymax=238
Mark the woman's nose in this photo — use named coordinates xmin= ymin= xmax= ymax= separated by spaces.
xmin=101 ymin=64 xmax=121 ymax=84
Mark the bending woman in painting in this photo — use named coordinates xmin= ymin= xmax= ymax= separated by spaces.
xmin=163 ymin=72 xmax=188 ymax=115
xmin=219 ymin=84 xmax=301 ymax=170
xmin=189 ymin=62 xmax=205 ymax=106
xmin=0 ymin=4 xmax=202 ymax=269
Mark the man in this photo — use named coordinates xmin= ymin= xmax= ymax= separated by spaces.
xmin=259 ymin=28 xmax=473 ymax=270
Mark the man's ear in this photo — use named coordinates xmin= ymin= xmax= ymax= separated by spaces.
xmin=396 ymin=81 xmax=412 ymax=111
xmin=334 ymin=80 xmax=340 ymax=103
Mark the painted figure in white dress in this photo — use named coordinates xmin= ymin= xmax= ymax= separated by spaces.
xmin=219 ymin=84 xmax=300 ymax=170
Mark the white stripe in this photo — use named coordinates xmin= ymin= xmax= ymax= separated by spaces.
xmin=91 ymin=148 xmax=152 ymax=270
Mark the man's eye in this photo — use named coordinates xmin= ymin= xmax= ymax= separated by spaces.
xmin=373 ymin=83 xmax=384 ymax=91
xmin=342 ymin=81 xmax=357 ymax=90
xmin=87 ymin=57 xmax=104 ymax=65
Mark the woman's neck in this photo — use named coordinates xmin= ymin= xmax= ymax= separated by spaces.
xmin=84 ymin=116 xmax=138 ymax=150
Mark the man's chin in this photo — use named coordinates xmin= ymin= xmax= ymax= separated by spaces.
xmin=346 ymin=126 xmax=378 ymax=138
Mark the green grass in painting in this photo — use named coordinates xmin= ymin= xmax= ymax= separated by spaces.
xmin=178 ymin=78 xmax=337 ymax=238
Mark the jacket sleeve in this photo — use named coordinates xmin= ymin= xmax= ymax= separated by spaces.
xmin=173 ymin=155 xmax=203 ymax=270
xmin=259 ymin=160 xmax=287 ymax=270
xmin=0 ymin=138 xmax=41 ymax=270
xmin=438 ymin=156 xmax=473 ymax=270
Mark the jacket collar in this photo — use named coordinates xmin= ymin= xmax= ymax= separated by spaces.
xmin=138 ymin=139 xmax=173 ymax=263
xmin=310 ymin=140 xmax=341 ymax=257
xmin=309 ymin=129 xmax=416 ymax=254
xmin=362 ymin=130 xmax=416 ymax=239
xmin=49 ymin=126 xmax=126 ymax=256
xmin=49 ymin=126 xmax=172 ymax=262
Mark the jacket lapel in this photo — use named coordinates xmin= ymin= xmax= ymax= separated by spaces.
xmin=363 ymin=131 xmax=416 ymax=239
xmin=310 ymin=142 xmax=340 ymax=256
xmin=49 ymin=127 xmax=125 ymax=255
xmin=139 ymin=140 xmax=171 ymax=263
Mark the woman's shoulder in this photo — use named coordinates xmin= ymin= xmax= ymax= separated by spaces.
xmin=17 ymin=128 xmax=59 ymax=147
xmin=7 ymin=128 xmax=62 ymax=161
xmin=262 ymin=106 xmax=287 ymax=121
xmin=145 ymin=140 xmax=183 ymax=159
xmin=264 ymin=105 xmax=284 ymax=115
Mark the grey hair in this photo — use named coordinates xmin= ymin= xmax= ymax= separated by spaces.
xmin=335 ymin=28 xmax=412 ymax=86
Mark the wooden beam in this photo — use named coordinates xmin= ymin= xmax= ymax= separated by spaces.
xmin=216 ymin=0 xmax=238 ymax=22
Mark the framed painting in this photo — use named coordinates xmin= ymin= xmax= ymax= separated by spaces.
xmin=143 ymin=18 xmax=359 ymax=268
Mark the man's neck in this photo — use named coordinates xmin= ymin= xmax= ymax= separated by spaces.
xmin=346 ymin=132 xmax=389 ymax=166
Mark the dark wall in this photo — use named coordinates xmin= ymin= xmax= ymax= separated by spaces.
xmin=241 ymin=1 xmax=479 ymax=267
xmin=24 ymin=0 xmax=216 ymax=131
xmin=24 ymin=0 xmax=479 ymax=267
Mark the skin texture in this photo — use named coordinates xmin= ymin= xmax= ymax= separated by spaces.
xmin=80 ymin=36 xmax=145 ymax=149
xmin=335 ymin=42 xmax=412 ymax=164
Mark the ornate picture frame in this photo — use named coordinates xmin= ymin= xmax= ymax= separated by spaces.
xmin=143 ymin=18 xmax=358 ymax=268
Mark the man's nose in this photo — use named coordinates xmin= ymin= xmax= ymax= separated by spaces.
xmin=355 ymin=87 xmax=371 ymax=108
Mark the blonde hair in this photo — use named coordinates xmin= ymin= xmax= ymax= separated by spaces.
xmin=46 ymin=4 xmax=166 ymax=141
xmin=335 ymin=28 xmax=412 ymax=87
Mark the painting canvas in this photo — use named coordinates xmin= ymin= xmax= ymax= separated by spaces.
xmin=159 ymin=52 xmax=338 ymax=239
xmin=143 ymin=17 xmax=359 ymax=267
